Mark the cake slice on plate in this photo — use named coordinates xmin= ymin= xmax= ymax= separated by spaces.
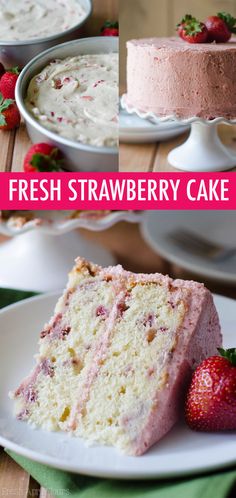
xmin=11 ymin=258 xmax=222 ymax=455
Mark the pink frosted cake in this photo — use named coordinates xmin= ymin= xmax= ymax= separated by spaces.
xmin=126 ymin=37 xmax=236 ymax=120
xmin=10 ymin=257 xmax=222 ymax=455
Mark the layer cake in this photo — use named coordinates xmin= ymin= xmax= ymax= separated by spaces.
xmin=126 ymin=37 xmax=236 ymax=120
xmin=11 ymin=258 xmax=222 ymax=455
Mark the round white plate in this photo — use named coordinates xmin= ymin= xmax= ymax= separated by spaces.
xmin=119 ymin=107 xmax=190 ymax=144
xmin=0 ymin=292 xmax=235 ymax=479
xmin=142 ymin=211 xmax=236 ymax=285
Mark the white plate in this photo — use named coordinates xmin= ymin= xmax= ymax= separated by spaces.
xmin=142 ymin=211 xmax=236 ymax=285
xmin=119 ymin=108 xmax=190 ymax=144
xmin=0 ymin=292 xmax=236 ymax=479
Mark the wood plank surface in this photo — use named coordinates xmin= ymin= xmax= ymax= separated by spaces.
xmin=0 ymin=130 xmax=15 ymax=172
xmin=11 ymin=123 xmax=32 ymax=172
xmin=3 ymin=123 xmax=236 ymax=173
xmin=0 ymin=451 xmax=32 ymax=497
xmin=120 ymin=125 xmax=236 ymax=172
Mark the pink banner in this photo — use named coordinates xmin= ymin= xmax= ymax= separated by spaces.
xmin=0 ymin=172 xmax=235 ymax=210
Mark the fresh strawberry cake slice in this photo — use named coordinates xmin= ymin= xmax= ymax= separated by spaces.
xmin=10 ymin=258 xmax=222 ymax=455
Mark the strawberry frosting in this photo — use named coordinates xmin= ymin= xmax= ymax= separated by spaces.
xmin=0 ymin=0 xmax=87 ymax=41
xmin=26 ymin=54 xmax=118 ymax=147
xmin=126 ymin=37 xmax=236 ymax=120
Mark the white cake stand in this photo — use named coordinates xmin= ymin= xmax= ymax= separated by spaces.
xmin=121 ymin=95 xmax=236 ymax=172
xmin=0 ymin=211 xmax=142 ymax=292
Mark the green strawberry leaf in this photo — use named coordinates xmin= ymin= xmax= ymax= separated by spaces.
xmin=177 ymin=15 xmax=196 ymax=29
xmin=103 ymin=21 xmax=118 ymax=28
xmin=0 ymin=114 xmax=6 ymax=126
xmin=218 ymin=12 xmax=236 ymax=33
xmin=218 ymin=348 xmax=236 ymax=366
xmin=30 ymin=152 xmax=63 ymax=172
xmin=183 ymin=18 xmax=203 ymax=36
xmin=101 ymin=21 xmax=119 ymax=32
xmin=0 ymin=98 xmax=14 ymax=113
xmin=8 ymin=66 xmax=20 ymax=75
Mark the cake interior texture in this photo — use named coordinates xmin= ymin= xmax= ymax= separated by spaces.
xmin=126 ymin=37 xmax=236 ymax=120
xmin=11 ymin=258 xmax=222 ymax=455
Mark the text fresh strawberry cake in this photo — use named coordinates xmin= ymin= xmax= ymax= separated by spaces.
xmin=10 ymin=258 xmax=222 ymax=456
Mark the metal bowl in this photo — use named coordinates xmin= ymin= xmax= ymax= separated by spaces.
xmin=15 ymin=37 xmax=118 ymax=172
xmin=0 ymin=0 xmax=92 ymax=68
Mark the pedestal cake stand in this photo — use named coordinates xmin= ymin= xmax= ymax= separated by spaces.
xmin=121 ymin=95 xmax=236 ymax=172
xmin=0 ymin=211 xmax=142 ymax=292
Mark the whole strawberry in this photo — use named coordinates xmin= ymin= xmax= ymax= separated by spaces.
xmin=177 ymin=14 xmax=195 ymax=38
xmin=24 ymin=143 xmax=64 ymax=172
xmin=0 ymin=94 xmax=20 ymax=131
xmin=0 ymin=67 xmax=20 ymax=100
xmin=101 ymin=21 xmax=119 ymax=37
xmin=205 ymin=13 xmax=236 ymax=43
xmin=185 ymin=348 xmax=236 ymax=431
xmin=177 ymin=16 xmax=208 ymax=44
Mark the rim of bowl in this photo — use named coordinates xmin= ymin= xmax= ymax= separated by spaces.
xmin=15 ymin=36 xmax=118 ymax=155
xmin=0 ymin=0 xmax=93 ymax=46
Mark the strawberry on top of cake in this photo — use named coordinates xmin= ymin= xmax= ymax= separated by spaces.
xmin=125 ymin=12 xmax=236 ymax=120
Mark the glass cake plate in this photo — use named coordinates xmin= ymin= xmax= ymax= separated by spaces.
xmin=121 ymin=94 xmax=236 ymax=172
xmin=0 ymin=211 xmax=142 ymax=292
xmin=0 ymin=292 xmax=235 ymax=479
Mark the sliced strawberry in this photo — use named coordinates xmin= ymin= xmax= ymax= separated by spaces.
xmin=23 ymin=143 xmax=64 ymax=172
xmin=185 ymin=348 xmax=236 ymax=431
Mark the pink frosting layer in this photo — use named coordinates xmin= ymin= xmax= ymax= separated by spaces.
xmin=126 ymin=37 xmax=236 ymax=119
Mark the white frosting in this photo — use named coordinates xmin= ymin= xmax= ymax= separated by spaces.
xmin=26 ymin=54 xmax=119 ymax=147
xmin=0 ymin=0 xmax=87 ymax=41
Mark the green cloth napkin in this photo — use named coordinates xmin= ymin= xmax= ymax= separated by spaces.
xmin=0 ymin=287 xmax=38 ymax=310
xmin=1 ymin=288 xmax=236 ymax=498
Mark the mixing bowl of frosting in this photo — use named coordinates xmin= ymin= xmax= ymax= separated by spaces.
xmin=0 ymin=0 xmax=92 ymax=67
xmin=16 ymin=37 xmax=119 ymax=172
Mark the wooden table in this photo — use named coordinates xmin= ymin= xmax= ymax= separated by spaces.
xmin=119 ymin=124 xmax=236 ymax=172
xmin=4 ymin=123 xmax=236 ymax=173
xmin=0 ymin=221 xmax=235 ymax=496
